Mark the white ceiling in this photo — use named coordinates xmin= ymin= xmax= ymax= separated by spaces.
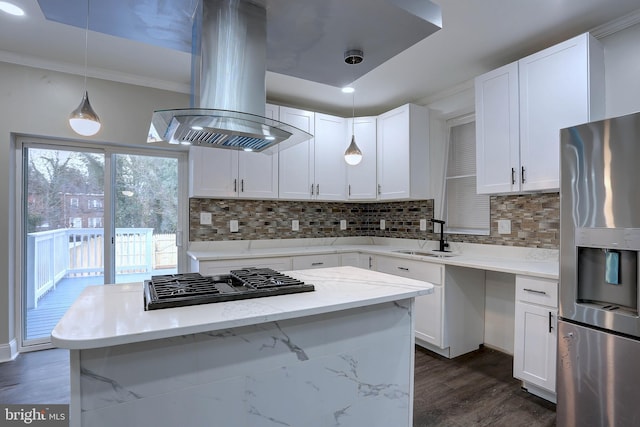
xmin=1 ymin=0 xmax=640 ymax=117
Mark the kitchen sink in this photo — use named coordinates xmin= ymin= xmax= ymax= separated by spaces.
xmin=393 ymin=249 xmax=457 ymax=258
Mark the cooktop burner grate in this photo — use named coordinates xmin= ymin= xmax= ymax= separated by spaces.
xmin=143 ymin=268 xmax=314 ymax=310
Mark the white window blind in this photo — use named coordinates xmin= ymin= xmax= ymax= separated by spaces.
xmin=444 ymin=119 xmax=490 ymax=234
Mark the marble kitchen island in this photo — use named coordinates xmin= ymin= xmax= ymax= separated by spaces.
xmin=51 ymin=266 xmax=434 ymax=427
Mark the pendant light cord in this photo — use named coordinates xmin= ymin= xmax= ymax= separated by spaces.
xmin=83 ymin=0 xmax=90 ymax=92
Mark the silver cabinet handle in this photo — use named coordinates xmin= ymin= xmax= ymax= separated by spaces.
xmin=377 ymin=184 xmax=381 ymax=195
xmin=311 ymin=262 xmax=324 ymax=266
xmin=398 ymin=266 xmax=409 ymax=271
xmin=368 ymin=256 xmax=373 ymax=269
xmin=348 ymin=184 xmax=351 ymax=197
xmin=548 ymin=311 xmax=553 ymax=333
xmin=511 ymin=167 xmax=516 ymax=185
xmin=316 ymin=183 xmax=320 ymax=195
xmin=311 ymin=184 xmax=314 ymax=195
xmin=521 ymin=166 xmax=526 ymax=183
xmin=241 ymin=179 xmax=244 ymax=192
xmin=233 ymin=178 xmax=237 ymax=193
xmin=523 ymin=288 xmax=546 ymax=295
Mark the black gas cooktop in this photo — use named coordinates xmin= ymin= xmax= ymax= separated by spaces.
xmin=143 ymin=268 xmax=315 ymax=310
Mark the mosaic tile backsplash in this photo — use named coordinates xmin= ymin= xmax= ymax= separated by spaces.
xmin=190 ymin=192 xmax=560 ymax=249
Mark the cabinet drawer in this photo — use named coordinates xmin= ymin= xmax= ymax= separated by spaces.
xmin=198 ymin=257 xmax=292 ymax=276
xmin=292 ymin=254 xmax=340 ymax=270
xmin=516 ymin=275 xmax=558 ymax=308
xmin=374 ymin=256 xmax=443 ymax=285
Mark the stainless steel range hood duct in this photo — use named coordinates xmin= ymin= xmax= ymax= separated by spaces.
xmin=147 ymin=0 xmax=312 ymax=153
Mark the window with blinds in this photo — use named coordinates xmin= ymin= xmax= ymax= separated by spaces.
xmin=444 ymin=119 xmax=490 ymax=235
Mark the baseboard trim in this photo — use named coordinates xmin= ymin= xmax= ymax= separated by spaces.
xmin=0 ymin=339 xmax=18 ymax=362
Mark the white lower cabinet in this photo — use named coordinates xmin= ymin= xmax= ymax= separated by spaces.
xmin=513 ymin=275 xmax=558 ymax=402
xmin=374 ymin=256 xmax=444 ymax=347
xmin=291 ymin=254 xmax=340 ymax=270
xmin=373 ymin=255 xmax=485 ymax=357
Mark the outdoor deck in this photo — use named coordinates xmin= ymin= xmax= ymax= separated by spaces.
xmin=26 ymin=269 xmax=176 ymax=340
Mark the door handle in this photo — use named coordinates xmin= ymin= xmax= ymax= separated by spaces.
xmin=548 ymin=311 xmax=553 ymax=333
xmin=511 ymin=167 xmax=516 ymax=185
xmin=521 ymin=166 xmax=526 ymax=184
xmin=241 ymin=179 xmax=244 ymax=193
xmin=311 ymin=262 xmax=324 ymax=266
xmin=523 ymin=288 xmax=546 ymax=295
xmin=348 ymin=184 xmax=351 ymax=197
xmin=316 ymin=184 xmax=320 ymax=195
xmin=234 ymin=178 xmax=237 ymax=193
xmin=398 ymin=266 xmax=409 ymax=271
xmin=311 ymin=184 xmax=314 ymax=196
xmin=377 ymin=184 xmax=381 ymax=195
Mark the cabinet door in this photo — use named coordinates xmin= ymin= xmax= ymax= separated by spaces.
xmin=189 ymin=146 xmax=239 ymax=198
xmin=475 ymin=62 xmax=520 ymax=194
xmin=514 ymin=302 xmax=557 ymax=393
xmin=347 ymin=117 xmax=378 ymax=200
xmin=278 ymin=107 xmax=315 ymax=200
xmin=415 ymin=286 xmax=443 ymax=347
xmin=314 ymin=113 xmax=346 ymax=200
xmin=377 ymin=105 xmax=410 ymax=200
xmin=519 ymin=33 xmax=594 ymax=192
xmin=238 ymin=151 xmax=278 ymax=199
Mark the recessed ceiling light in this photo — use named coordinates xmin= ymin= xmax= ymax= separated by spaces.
xmin=265 ymin=135 xmax=276 ymax=141
xmin=0 ymin=1 xmax=25 ymax=16
xmin=342 ymin=86 xmax=355 ymax=94
xmin=243 ymin=148 xmax=254 ymax=152
xmin=191 ymin=125 xmax=203 ymax=131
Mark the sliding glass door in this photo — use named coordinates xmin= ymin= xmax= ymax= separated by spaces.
xmin=20 ymin=140 xmax=186 ymax=348
xmin=113 ymin=153 xmax=179 ymax=283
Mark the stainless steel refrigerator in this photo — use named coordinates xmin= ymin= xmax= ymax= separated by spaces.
xmin=558 ymin=111 xmax=640 ymax=426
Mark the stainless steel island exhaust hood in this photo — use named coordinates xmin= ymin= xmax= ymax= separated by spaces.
xmin=147 ymin=0 xmax=312 ymax=153
xmin=147 ymin=0 xmax=443 ymax=153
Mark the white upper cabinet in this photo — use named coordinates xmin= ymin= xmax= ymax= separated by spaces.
xmin=475 ymin=62 xmax=520 ymax=194
xmin=346 ymin=116 xmax=377 ymax=200
xmin=377 ymin=104 xmax=430 ymax=200
xmin=189 ymin=147 xmax=238 ymax=198
xmin=313 ymin=113 xmax=347 ymax=200
xmin=519 ymin=33 xmax=604 ymax=192
xmin=188 ymin=105 xmax=280 ymax=199
xmin=475 ymin=32 xmax=604 ymax=194
xmin=278 ymin=106 xmax=316 ymax=200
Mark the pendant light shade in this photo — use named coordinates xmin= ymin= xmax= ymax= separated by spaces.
xmin=69 ymin=91 xmax=101 ymax=136
xmin=69 ymin=0 xmax=101 ymax=137
xmin=344 ymin=134 xmax=363 ymax=165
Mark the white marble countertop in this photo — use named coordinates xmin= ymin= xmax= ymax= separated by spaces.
xmin=188 ymin=237 xmax=559 ymax=280
xmin=51 ymin=266 xmax=434 ymax=350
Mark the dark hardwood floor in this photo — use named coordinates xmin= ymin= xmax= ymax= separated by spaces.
xmin=0 ymin=346 xmax=556 ymax=426
xmin=0 ymin=348 xmax=69 ymax=404
xmin=414 ymin=346 xmax=556 ymax=427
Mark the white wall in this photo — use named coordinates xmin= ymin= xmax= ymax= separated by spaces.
xmin=0 ymin=61 xmax=188 ymax=359
xmin=601 ymin=22 xmax=640 ymax=118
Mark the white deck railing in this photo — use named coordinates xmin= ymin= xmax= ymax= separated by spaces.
xmin=26 ymin=228 xmax=172 ymax=308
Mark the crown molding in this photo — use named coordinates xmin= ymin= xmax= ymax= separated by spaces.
xmin=591 ymin=8 xmax=640 ymax=39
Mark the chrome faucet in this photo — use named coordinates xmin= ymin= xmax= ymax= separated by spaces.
xmin=431 ymin=219 xmax=449 ymax=252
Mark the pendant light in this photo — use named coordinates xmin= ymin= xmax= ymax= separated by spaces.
xmin=343 ymin=50 xmax=363 ymax=166
xmin=68 ymin=0 xmax=101 ymax=136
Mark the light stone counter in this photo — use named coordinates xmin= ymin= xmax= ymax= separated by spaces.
xmin=188 ymin=237 xmax=559 ymax=280
xmin=51 ymin=267 xmax=433 ymax=427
